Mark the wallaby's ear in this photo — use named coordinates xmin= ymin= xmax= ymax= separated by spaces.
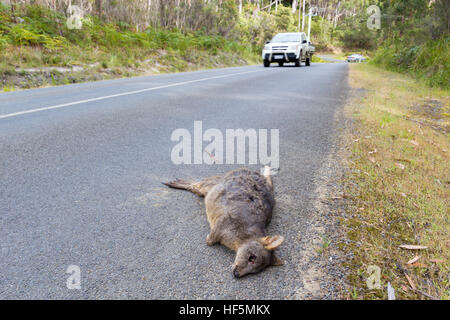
xmin=260 ymin=235 xmax=285 ymax=250
xmin=271 ymin=254 xmax=284 ymax=266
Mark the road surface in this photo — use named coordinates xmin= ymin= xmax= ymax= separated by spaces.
xmin=0 ymin=62 xmax=348 ymax=299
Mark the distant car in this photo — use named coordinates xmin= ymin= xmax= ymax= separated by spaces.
xmin=347 ymin=54 xmax=366 ymax=63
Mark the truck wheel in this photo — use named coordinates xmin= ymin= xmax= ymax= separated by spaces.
xmin=278 ymin=62 xmax=284 ymax=67
xmin=305 ymin=57 xmax=311 ymax=66
xmin=263 ymin=60 xmax=270 ymax=67
xmin=295 ymin=58 xmax=301 ymax=67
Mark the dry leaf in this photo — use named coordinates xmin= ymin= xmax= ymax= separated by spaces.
xmin=413 ymin=202 xmax=420 ymax=209
xmin=404 ymin=273 xmax=416 ymax=290
xmin=399 ymin=245 xmax=428 ymax=250
xmin=369 ymin=156 xmax=376 ymax=164
xmin=368 ymin=149 xmax=378 ymax=154
xmin=410 ymin=140 xmax=419 ymax=146
xmin=400 ymin=192 xmax=407 ymax=198
xmin=394 ymin=158 xmax=411 ymax=163
xmin=407 ymin=262 xmax=428 ymax=268
xmin=401 ymin=285 xmax=408 ymax=292
xmin=395 ymin=162 xmax=405 ymax=170
xmin=407 ymin=256 xmax=420 ymax=264
xmin=430 ymin=259 xmax=444 ymax=263
xmin=332 ymin=194 xmax=348 ymax=200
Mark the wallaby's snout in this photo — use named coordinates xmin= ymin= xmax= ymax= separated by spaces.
xmin=164 ymin=167 xmax=284 ymax=278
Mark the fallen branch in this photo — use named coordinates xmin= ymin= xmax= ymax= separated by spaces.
xmin=399 ymin=245 xmax=428 ymax=250
xmin=404 ymin=271 xmax=439 ymax=300
xmin=412 ymin=288 xmax=439 ymax=300
xmin=404 ymin=272 xmax=416 ymax=290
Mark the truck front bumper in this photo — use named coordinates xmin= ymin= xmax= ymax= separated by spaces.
xmin=263 ymin=51 xmax=298 ymax=62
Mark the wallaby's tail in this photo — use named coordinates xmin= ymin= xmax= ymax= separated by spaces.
xmin=163 ymin=178 xmax=208 ymax=197
xmin=163 ymin=179 xmax=203 ymax=196
xmin=163 ymin=179 xmax=193 ymax=191
xmin=164 ymin=175 xmax=222 ymax=197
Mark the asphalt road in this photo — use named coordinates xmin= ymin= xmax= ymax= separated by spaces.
xmin=0 ymin=62 xmax=348 ymax=299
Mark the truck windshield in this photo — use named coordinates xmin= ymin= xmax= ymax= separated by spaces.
xmin=271 ymin=34 xmax=301 ymax=43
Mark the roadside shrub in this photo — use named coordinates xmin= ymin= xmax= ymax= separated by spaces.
xmin=215 ymin=0 xmax=239 ymax=37
xmin=413 ymin=37 xmax=449 ymax=88
xmin=372 ymin=37 xmax=449 ymax=89
xmin=0 ymin=2 xmax=260 ymax=72
xmin=0 ymin=34 xmax=9 ymax=49
xmin=0 ymin=3 xmax=12 ymax=32
xmin=22 ymin=4 xmax=63 ymax=37
xmin=273 ymin=5 xmax=296 ymax=33
xmin=9 ymin=24 xmax=40 ymax=46
xmin=338 ymin=14 xmax=377 ymax=50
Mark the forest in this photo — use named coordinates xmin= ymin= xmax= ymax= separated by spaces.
xmin=0 ymin=0 xmax=448 ymax=88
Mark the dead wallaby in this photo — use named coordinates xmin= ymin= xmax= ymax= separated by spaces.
xmin=163 ymin=166 xmax=284 ymax=278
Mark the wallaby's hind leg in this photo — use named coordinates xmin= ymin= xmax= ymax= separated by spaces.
xmin=263 ymin=166 xmax=273 ymax=190
xmin=163 ymin=175 xmax=222 ymax=197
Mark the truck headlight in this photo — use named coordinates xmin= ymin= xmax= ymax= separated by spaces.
xmin=263 ymin=45 xmax=271 ymax=51
xmin=289 ymin=45 xmax=299 ymax=51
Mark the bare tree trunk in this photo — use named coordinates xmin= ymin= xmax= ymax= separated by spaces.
xmin=175 ymin=0 xmax=181 ymax=29
xmin=10 ymin=0 xmax=17 ymax=23
xmin=146 ymin=0 xmax=151 ymax=28
xmin=95 ymin=0 xmax=102 ymax=20
xmin=333 ymin=1 xmax=341 ymax=28
xmin=301 ymin=0 xmax=306 ymax=31
xmin=159 ymin=0 xmax=165 ymax=28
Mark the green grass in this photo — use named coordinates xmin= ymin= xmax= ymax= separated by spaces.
xmin=2 ymin=83 xmax=15 ymax=92
xmin=316 ymin=235 xmax=332 ymax=254
xmin=311 ymin=55 xmax=330 ymax=63
xmin=342 ymin=63 xmax=449 ymax=300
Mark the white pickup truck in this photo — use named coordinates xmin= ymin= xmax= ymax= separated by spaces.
xmin=262 ymin=32 xmax=315 ymax=67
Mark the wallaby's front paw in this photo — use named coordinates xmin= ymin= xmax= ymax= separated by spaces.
xmin=206 ymin=234 xmax=216 ymax=246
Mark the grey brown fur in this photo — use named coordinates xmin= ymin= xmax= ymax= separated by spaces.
xmin=163 ymin=167 xmax=284 ymax=278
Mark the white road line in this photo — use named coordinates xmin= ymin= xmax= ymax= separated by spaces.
xmin=0 ymin=69 xmax=264 ymax=120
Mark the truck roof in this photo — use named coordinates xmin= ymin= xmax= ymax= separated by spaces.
xmin=276 ymin=32 xmax=306 ymax=35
